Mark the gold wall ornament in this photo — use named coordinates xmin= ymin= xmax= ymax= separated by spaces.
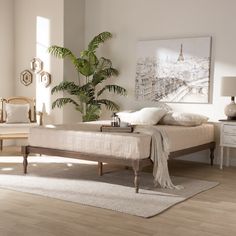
xmin=30 ymin=57 xmax=43 ymax=74
xmin=20 ymin=70 xmax=33 ymax=86
xmin=40 ymin=71 xmax=51 ymax=87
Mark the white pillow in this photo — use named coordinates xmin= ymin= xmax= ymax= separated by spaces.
xmin=155 ymin=102 xmax=172 ymax=112
xmin=117 ymin=107 xmax=167 ymax=125
xmin=160 ymin=112 xmax=209 ymax=126
xmin=6 ymin=103 xmax=30 ymax=123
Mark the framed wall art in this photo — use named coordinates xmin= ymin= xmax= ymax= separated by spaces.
xmin=20 ymin=69 xmax=33 ymax=86
xmin=30 ymin=57 xmax=43 ymax=74
xmin=40 ymin=71 xmax=51 ymax=87
xmin=135 ymin=37 xmax=212 ymax=103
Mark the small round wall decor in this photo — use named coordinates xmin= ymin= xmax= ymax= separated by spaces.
xmin=40 ymin=71 xmax=51 ymax=88
xmin=30 ymin=57 xmax=43 ymax=74
xmin=20 ymin=70 xmax=33 ymax=86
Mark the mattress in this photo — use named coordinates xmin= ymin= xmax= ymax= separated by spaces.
xmin=28 ymin=124 xmax=152 ymax=160
xmin=28 ymin=123 xmax=214 ymax=160
xmin=157 ymin=124 xmax=214 ymax=152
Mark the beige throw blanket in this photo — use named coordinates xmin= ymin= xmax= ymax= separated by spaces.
xmin=135 ymin=126 xmax=183 ymax=190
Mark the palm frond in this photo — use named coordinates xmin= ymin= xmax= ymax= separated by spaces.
xmin=97 ymin=85 xmax=127 ymax=97
xmin=82 ymin=104 xmax=101 ymax=122
xmin=78 ymin=91 xmax=95 ymax=104
xmin=88 ymin=32 xmax=112 ymax=52
xmin=96 ymin=57 xmax=112 ymax=72
xmin=96 ymin=99 xmax=119 ymax=111
xmin=77 ymin=58 xmax=96 ymax=77
xmin=52 ymin=98 xmax=79 ymax=109
xmin=51 ymin=81 xmax=79 ymax=95
xmin=92 ymin=68 xmax=119 ymax=86
xmin=91 ymin=73 xmax=106 ymax=86
xmin=100 ymin=68 xmax=119 ymax=77
xmin=48 ymin=46 xmax=76 ymax=60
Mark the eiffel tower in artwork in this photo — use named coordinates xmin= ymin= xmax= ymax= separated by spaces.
xmin=177 ymin=43 xmax=184 ymax=62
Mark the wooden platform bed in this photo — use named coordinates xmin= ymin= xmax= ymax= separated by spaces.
xmin=22 ymin=141 xmax=215 ymax=193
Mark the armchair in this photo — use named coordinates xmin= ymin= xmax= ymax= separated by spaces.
xmin=0 ymin=96 xmax=43 ymax=151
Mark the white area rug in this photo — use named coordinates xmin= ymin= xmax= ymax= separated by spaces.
xmin=0 ymin=156 xmax=218 ymax=218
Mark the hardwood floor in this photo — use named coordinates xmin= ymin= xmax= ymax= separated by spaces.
xmin=0 ymin=147 xmax=236 ymax=236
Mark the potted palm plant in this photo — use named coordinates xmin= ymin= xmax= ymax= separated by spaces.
xmin=48 ymin=32 xmax=126 ymax=121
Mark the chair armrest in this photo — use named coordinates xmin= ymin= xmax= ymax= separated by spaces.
xmin=0 ymin=97 xmax=5 ymax=123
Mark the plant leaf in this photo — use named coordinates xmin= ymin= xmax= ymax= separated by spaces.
xmin=48 ymin=46 xmax=77 ymax=62
xmin=51 ymin=81 xmax=79 ymax=95
xmin=82 ymin=104 xmax=101 ymax=122
xmin=88 ymin=32 xmax=112 ymax=52
xmin=100 ymin=68 xmax=119 ymax=77
xmin=92 ymin=68 xmax=119 ymax=86
xmin=77 ymin=58 xmax=96 ymax=77
xmin=96 ymin=57 xmax=112 ymax=72
xmin=97 ymin=85 xmax=127 ymax=97
xmin=52 ymin=98 xmax=79 ymax=109
xmin=95 ymin=99 xmax=119 ymax=111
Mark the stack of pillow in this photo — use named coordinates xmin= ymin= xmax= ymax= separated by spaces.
xmin=117 ymin=107 xmax=208 ymax=127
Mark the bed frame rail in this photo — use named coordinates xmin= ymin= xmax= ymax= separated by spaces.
xmin=21 ymin=146 xmax=152 ymax=193
xmin=21 ymin=141 xmax=215 ymax=193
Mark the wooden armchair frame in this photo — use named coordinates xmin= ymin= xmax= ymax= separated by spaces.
xmin=0 ymin=96 xmax=42 ymax=151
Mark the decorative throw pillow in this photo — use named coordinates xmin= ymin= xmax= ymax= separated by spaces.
xmin=5 ymin=103 xmax=30 ymax=123
xmin=160 ymin=112 xmax=209 ymax=126
xmin=117 ymin=107 xmax=167 ymax=125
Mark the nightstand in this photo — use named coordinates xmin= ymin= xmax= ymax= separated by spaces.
xmin=220 ymin=121 xmax=236 ymax=169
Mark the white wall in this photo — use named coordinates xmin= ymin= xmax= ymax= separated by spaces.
xmin=9 ymin=0 xmax=236 ymax=124
xmin=0 ymin=0 xmax=14 ymax=97
xmin=14 ymin=0 xmax=64 ymax=124
xmin=85 ymin=0 xmax=236 ymax=122
xmin=85 ymin=0 xmax=236 ymax=164
xmin=13 ymin=0 xmax=85 ymax=124
xmin=63 ymin=0 xmax=85 ymax=123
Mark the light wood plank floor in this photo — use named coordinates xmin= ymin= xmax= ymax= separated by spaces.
xmin=0 ymin=147 xmax=236 ymax=236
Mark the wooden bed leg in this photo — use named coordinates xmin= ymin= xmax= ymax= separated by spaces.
xmin=23 ymin=155 xmax=28 ymax=174
xmin=210 ymin=147 xmax=215 ymax=166
xmin=22 ymin=146 xmax=29 ymax=174
xmin=132 ymin=160 xmax=140 ymax=193
xmin=0 ymin=139 xmax=2 ymax=151
xmin=98 ymin=162 xmax=103 ymax=176
xmin=134 ymin=170 xmax=140 ymax=193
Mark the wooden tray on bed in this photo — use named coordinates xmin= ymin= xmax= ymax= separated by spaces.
xmin=100 ymin=125 xmax=134 ymax=133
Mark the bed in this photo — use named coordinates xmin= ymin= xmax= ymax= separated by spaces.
xmin=21 ymin=122 xmax=215 ymax=193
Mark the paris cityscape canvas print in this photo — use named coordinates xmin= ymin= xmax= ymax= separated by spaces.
xmin=135 ymin=37 xmax=212 ymax=103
